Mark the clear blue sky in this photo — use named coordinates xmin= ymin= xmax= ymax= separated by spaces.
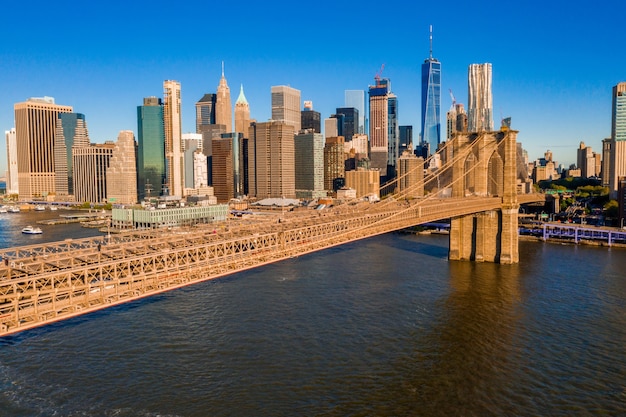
xmin=1 ymin=0 xmax=624 ymax=175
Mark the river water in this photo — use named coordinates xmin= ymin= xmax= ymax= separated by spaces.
xmin=0 ymin=211 xmax=625 ymax=416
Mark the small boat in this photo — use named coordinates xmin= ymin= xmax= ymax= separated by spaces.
xmin=8 ymin=206 xmax=20 ymax=213
xmin=34 ymin=205 xmax=46 ymax=211
xmin=49 ymin=206 xmax=58 ymax=211
xmin=22 ymin=226 xmax=43 ymax=234
xmin=0 ymin=206 xmax=7 ymax=213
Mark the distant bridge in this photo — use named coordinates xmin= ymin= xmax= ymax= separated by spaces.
xmin=0 ymin=130 xmax=544 ymax=336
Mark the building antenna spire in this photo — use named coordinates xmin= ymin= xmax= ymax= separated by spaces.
xmin=221 ymin=60 xmax=224 ymax=77
xmin=429 ymin=25 xmax=433 ymax=60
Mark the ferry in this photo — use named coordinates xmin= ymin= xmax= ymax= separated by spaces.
xmin=22 ymin=226 xmax=43 ymax=234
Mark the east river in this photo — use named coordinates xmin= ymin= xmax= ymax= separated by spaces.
xmin=0 ymin=210 xmax=625 ymax=416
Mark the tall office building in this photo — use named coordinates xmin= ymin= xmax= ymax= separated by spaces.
xmin=193 ymin=149 xmax=209 ymax=189
xmin=248 ymin=121 xmax=295 ymax=199
xmin=212 ymin=132 xmax=244 ymax=202
xmin=302 ymin=101 xmax=321 ymax=133
xmin=421 ymin=26 xmax=441 ymax=154
xmin=137 ymin=97 xmax=165 ymax=200
xmin=54 ymin=113 xmax=90 ymax=197
xmin=271 ymin=86 xmax=301 ymax=132
xmin=295 ymin=130 xmax=325 ymax=199
xmin=196 ymin=93 xmax=216 ymax=132
xmin=5 ymin=128 xmax=18 ymax=195
xmin=398 ymin=150 xmax=424 ymax=198
xmin=324 ymin=136 xmax=345 ymax=191
xmin=369 ymin=78 xmax=389 ymax=172
xmin=215 ymin=63 xmax=232 ymax=132
xmin=234 ymin=84 xmax=251 ymax=135
xmin=345 ymin=90 xmax=366 ymax=134
xmin=467 ymin=63 xmax=493 ymax=132
xmin=602 ymin=138 xmax=612 ymax=187
xmin=163 ymin=80 xmax=184 ymax=197
xmin=387 ymin=93 xmax=399 ymax=169
xmin=399 ymin=125 xmax=413 ymax=154
xmin=183 ymin=139 xmax=199 ymax=190
xmin=609 ymin=82 xmax=626 ymax=197
xmin=577 ymin=142 xmax=600 ymax=178
xmin=14 ymin=97 xmax=73 ymax=200
xmin=335 ymin=107 xmax=359 ymax=142
xmin=73 ymin=142 xmax=114 ymax=203
xmin=106 ymin=131 xmax=138 ymax=205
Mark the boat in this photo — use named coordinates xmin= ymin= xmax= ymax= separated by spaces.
xmin=49 ymin=206 xmax=58 ymax=211
xmin=34 ymin=204 xmax=46 ymax=211
xmin=8 ymin=206 xmax=20 ymax=213
xmin=0 ymin=206 xmax=7 ymax=213
xmin=22 ymin=226 xmax=43 ymax=234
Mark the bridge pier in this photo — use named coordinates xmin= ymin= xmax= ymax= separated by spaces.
xmin=448 ymin=130 xmax=519 ymax=264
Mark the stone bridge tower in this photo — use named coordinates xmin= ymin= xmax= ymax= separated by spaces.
xmin=448 ymin=130 xmax=519 ymax=264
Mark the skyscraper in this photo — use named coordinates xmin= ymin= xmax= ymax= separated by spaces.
xmin=163 ymin=80 xmax=184 ymax=197
xmin=295 ymin=130 xmax=325 ymax=199
xmin=468 ymin=63 xmax=493 ymax=132
xmin=73 ymin=142 xmax=114 ymax=203
xmin=195 ymin=94 xmax=216 ymax=132
xmin=301 ymin=101 xmax=321 ymax=133
xmin=271 ymin=86 xmax=301 ymax=132
xmin=369 ymin=78 xmax=389 ymax=172
xmin=213 ymin=132 xmax=245 ymax=202
xmin=106 ymin=130 xmax=138 ymax=205
xmin=137 ymin=97 xmax=165 ymax=200
xmin=345 ymin=90 xmax=366 ymax=134
xmin=609 ymin=82 xmax=626 ymax=197
xmin=54 ymin=113 xmax=90 ymax=197
xmin=387 ymin=93 xmax=399 ymax=169
xmin=421 ymin=26 xmax=441 ymax=154
xmin=248 ymin=121 xmax=295 ymax=199
xmin=4 ymin=128 xmax=18 ymax=195
xmin=215 ymin=63 xmax=232 ymax=132
xmin=335 ymin=107 xmax=359 ymax=141
xmin=14 ymin=97 xmax=73 ymax=200
xmin=324 ymin=136 xmax=345 ymax=191
xmin=234 ymin=84 xmax=251 ymax=136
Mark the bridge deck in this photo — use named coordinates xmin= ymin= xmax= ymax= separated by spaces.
xmin=0 ymin=195 xmax=543 ymax=337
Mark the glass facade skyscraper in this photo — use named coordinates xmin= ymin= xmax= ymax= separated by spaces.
xmin=467 ymin=63 xmax=493 ymax=132
xmin=345 ymin=90 xmax=366 ymax=134
xmin=137 ymin=97 xmax=165 ymax=200
xmin=421 ymin=52 xmax=441 ymax=154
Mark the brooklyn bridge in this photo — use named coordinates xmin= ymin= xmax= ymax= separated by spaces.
xmin=0 ymin=130 xmax=544 ymax=336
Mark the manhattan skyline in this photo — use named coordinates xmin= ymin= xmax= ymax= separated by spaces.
xmin=1 ymin=0 xmax=625 ymax=175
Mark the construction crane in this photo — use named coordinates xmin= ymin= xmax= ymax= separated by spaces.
xmin=449 ymin=89 xmax=456 ymax=107
xmin=374 ymin=64 xmax=385 ymax=84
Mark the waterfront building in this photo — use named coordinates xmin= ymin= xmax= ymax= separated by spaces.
xmin=345 ymin=168 xmax=380 ymax=199
xmin=467 ymin=63 xmax=493 ymax=132
xmin=215 ymin=64 xmax=232 ymax=132
xmin=72 ymin=142 xmax=115 ymax=203
xmin=4 ymin=128 xmax=18 ymax=195
xmin=163 ymin=80 xmax=184 ymax=197
xmin=398 ymin=150 xmax=424 ymax=198
xmin=369 ymin=78 xmax=389 ymax=172
xmin=54 ymin=113 xmax=90 ymax=198
xmin=295 ymin=130 xmax=325 ymax=199
xmin=14 ymin=97 xmax=73 ymax=200
xmin=106 ymin=131 xmax=138 ymax=205
xmin=324 ymin=136 xmax=345 ymax=192
xmin=212 ymin=132 xmax=245 ymax=202
xmin=301 ymin=101 xmax=321 ymax=133
xmin=248 ymin=121 xmax=295 ymax=199
xmin=112 ymin=204 xmax=228 ymax=230
xmin=609 ymin=82 xmax=626 ymax=197
xmin=234 ymin=84 xmax=251 ymax=136
xmin=137 ymin=97 xmax=166 ymax=201
xmin=195 ymin=93 xmax=216 ymax=132
xmin=421 ymin=26 xmax=441 ymax=154
xmin=271 ymin=85 xmax=301 ymax=132
xmin=335 ymin=107 xmax=359 ymax=142
xmin=345 ymin=90 xmax=366 ymax=134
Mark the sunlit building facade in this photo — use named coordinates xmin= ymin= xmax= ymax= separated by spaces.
xmin=468 ymin=63 xmax=493 ymax=132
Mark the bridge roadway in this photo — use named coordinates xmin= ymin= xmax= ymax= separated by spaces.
xmin=0 ymin=194 xmax=543 ymax=336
